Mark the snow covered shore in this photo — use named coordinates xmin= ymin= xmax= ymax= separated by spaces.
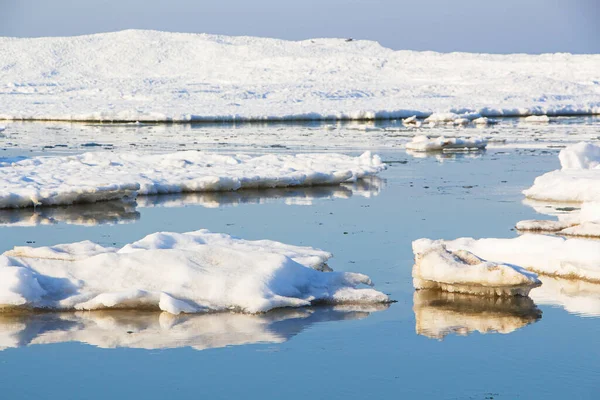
xmin=1 ymin=30 xmax=599 ymax=122
xmin=0 ymin=150 xmax=384 ymax=208
xmin=0 ymin=230 xmax=389 ymax=314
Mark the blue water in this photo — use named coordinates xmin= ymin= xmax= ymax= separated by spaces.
xmin=0 ymin=146 xmax=599 ymax=399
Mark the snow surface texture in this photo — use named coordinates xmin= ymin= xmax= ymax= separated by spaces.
xmin=1 ymin=30 xmax=599 ymax=122
xmin=413 ymin=290 xmax=541 ymax=339
xmin=411 ymin=240 xmax=541 ymax=296
xmin=0 ymin=230 xmax=388 ymax=314
xmin=0 ymin=150 xmax=384 ymax=208
xmin=421 ymin=235 xmax=600 ymax=283
xmin=405 ymin=135 xmax=487 ymax=152
xmin=524 ymin=142 xmax=600 ymax=202
xmin=0 ymin=305 xmax=387 ymax=351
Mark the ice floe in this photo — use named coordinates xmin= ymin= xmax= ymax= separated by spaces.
xmin=524 ymin=142 xmax=600 ymax=202
xmin=405 ymin=135 xmax=487 ymax=152
xmin=524 ymin=115 xmax=551 ymax=123
xmin=411 ymin=240 xmax=541 ymax=296
xmin=1 ymin=30 xmax=599 ymax=122
xmin=0 ymin=150 xmax=385 ymax=208
xmin=413 ymin=290 xmax=541 ymax=339
xmin=0 ymin=230 xmax=389 ymax=314
xmin=517 ymin=201 xmax=600 ymax=238
xmin=419 ymin=235 xmax=600 ymax=283
xmin=0 ymin=305 xmax=388 ymax=351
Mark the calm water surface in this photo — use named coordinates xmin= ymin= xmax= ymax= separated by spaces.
xmin=0 ymin=126 xmax=599 ymax=399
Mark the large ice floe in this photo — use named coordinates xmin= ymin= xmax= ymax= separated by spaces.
xmin=524 ymin=142 xmax=600 ymax=203
xmin=405 ymin=135 xmax=487 ymax=152
xmin=0 ymin=150 xmax=384 ymax=208
xmin=411 ymin=240 xmax=541 ymax=296
xmin=0 ymin=305 xmax=388 ymax=351
xmin=416 ymin=236 xmax=600 ymax=284
xmin=413 ymin=290 xmax=541 ymax=339
xmin=1 ymin=30 xmax=599 ymax=122
xmin=0 ymin=230 xmax=389 ymax=314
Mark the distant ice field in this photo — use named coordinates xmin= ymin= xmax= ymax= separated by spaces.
xmin=1 ymin=30 xmax=599 ymax=122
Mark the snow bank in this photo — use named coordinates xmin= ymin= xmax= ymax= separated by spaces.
xmin=0 ymin=150 xmax=385 ymax=208
xmin=0 ymin=305 xmax=387 ymax=351
xmin=1 ymin=30 xmax=599 ymax=122
xmin=405 ymin=135 xmax=487 ymax=152
xmin=524 ymin=142 xmax=600 ymax=202
xmin=411 ymin=240 xmax=540 ymax=296
xmin=0 ymin=230 xmax=388 ymax=314
xmin=413 ymin=290 xmax=541 ymax=339
xmin=423 ymin=235 xmax=600 ymax=283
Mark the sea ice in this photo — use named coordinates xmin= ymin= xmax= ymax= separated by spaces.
xmin=405 ymin=135 xmax=487 ymax=152
xmin=524 ymin=142 xmax=600 ymax=202
xmin=1 ymin=30 xmax=599 ymax=122
xmin=0 ymin=150 xmax=385 ymax=208
xmin=411 ymin=240 xmax=541 ymax=296
xmin=0 ymin=230 xmax=389 ymax=314
xmin=420 ymin=235 xmax=600 ymax=283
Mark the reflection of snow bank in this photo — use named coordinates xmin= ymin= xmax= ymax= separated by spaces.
xmin=412 ymin=240 xmax=540 ymax=296
xmin=524 ymin=142 xmax=600 ymax=202
xmin=0 ymin=201 xmax=139 ymax=227
xmin=405 ymin=135 xmax=487 ymax=152
xmin=422 ymin=235 xmax=600 ymax=283
xmin=413 ymin=290 xmax=541 ymax=340
xmin=0 ymin=305 xmax=388 ymax=351
xmin=1 ymin=30 xmax=599 ymax=122
xmin=0 ymin=230 xmax=388 ymax=314
xmin=530 ymin=277 xmax=600 ymax=318
xmin=0 ymin=151 xmax=384 ymax=208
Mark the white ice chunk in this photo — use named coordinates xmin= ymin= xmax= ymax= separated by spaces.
xmin=411 ymin=240 xmax=540 ymax=296
xmin=524 ymin=142 xmax=600 ymax=202
xmin=427 ymin=235 xmax=600 ymax=283
xmin=524 ymin=115 xmax=551 ymax=123
xmin=0 ymin=230 xmax=388 ymax=313
xmin=405 ymin=135 xmax=487 ymax=152
xmin=0 ymin=151 xmax=385 ymax=208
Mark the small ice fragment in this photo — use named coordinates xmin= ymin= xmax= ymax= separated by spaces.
xmin=524 ymin=115 xmax=550 ymax=123
xmin=405 ymin=135 xmax=487 ymax=152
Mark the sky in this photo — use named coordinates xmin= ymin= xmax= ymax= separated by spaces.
xmin=1 ymin=0 xmax=598 ymax=54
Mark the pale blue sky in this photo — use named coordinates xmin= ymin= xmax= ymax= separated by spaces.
xmin=1 ymin=0 xmax=598 ymax=53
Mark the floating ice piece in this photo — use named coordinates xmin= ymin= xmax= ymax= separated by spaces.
xmin=427 ymin=235 xmax=600 ymax=283
xmin=405 ymin=135 xmax=487 ymax=152
xmin=402 ymin=115 xmax=422 ymax=127
xmin=0 ymin=150 xmax=385 ymax=208
xmin=472 ymin=117 xmax=498 ymax=126
xmin=517 ymin=201 xmax=600 ymax=238
xmin=524 ymin=142 xmax=600 ymax=202
xmin=516 ymin=220 xmax=576 ymax=232
xmin=524 ymin=115 xmax=551 ymax=123
xmin=0 ymin=230 xmax=388 ymax=314
xmin=411 ymin=240 xmax=541 ymax=296
xmin=530 ymin=277 xmax=600 ymax=318
xmin=0 ymin=305 xmax=388 ymax=351
xmin=413 ymin=290 xmax=541 ymax=339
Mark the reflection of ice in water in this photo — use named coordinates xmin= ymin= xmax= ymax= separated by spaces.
xmin=530 ymin=277 xmax=600 ymax=318
xmin=0 ymin=200 xmax=140 ymax=227
xmin=405 ymin=148 xmax=486 ymax=161
xmin=0 ymin=178 xmax=384 ymax=227
xmin=137 ymin=177 xmax=385 ymax=209
xmin=0 ymin=305 xmax=388 ymax=351
xmin=413 ymin=290 xmax=541 ymax=340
